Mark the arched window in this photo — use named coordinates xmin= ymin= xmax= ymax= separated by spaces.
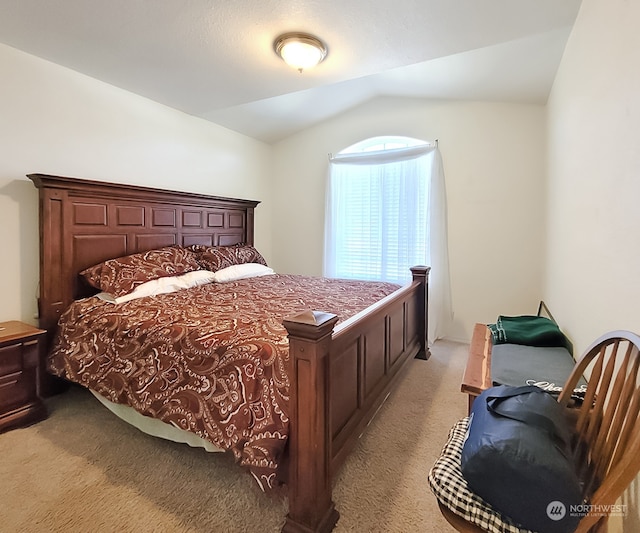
xmin=324 ymin=136 xmax=451 ymax=342
xmin=341 ymin=136 xmax=428 ymax=154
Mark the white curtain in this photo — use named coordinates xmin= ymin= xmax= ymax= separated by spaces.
xmin=324 ymin=143 xmax=452 ymax=343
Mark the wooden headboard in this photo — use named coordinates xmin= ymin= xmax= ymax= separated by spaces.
xmin=29 ymin=174 xmax=260 ymax=335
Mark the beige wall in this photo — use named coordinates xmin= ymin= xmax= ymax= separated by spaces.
xmin=546 ymin=0 xmax=640 ymax=354
xmin=0 ymin=43 xmax=273 ymax=325
xmin=546 ymin=1 xmax=640 ymax=530
xmin=272 ymin=97 xmax=547 ymax=342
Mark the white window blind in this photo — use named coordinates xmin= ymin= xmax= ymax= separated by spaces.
xmin=327 ymin=156 xmax=428 ymax=283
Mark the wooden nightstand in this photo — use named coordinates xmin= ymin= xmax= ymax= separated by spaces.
xmin=0 ymin=321 xmax=48 ymax=432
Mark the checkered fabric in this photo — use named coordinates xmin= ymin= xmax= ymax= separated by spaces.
xmin=428 ymin=417 xmax=536 ymax=533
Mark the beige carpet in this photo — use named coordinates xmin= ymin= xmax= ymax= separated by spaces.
xmin=0 ymin=340 xmax=468 ymax=533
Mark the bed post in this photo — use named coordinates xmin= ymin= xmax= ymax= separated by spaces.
xmin=410 ymin=266 xmax=431 ymax=360
xmin=282 ymin=310 xmax=340 ymax=533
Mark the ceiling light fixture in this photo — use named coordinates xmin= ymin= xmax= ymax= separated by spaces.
xmin=274 ymin=32 xmax=327 ymax=73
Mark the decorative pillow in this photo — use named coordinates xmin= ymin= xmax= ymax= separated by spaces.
xmin=188 ymin=244 xmax=268 ymax=272
xmin=97 ymin=270 xmax=216 ymax=304
xmin=80 ymin=245 xmax=201 ymax=297
xmin=211 ymin=263 xmax=275 ymax=283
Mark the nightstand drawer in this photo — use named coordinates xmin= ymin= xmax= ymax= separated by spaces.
xmin=0 ymin=344 xmax=23 ymax=375
xmin=0 ymin=371 xmax=34 ymax=410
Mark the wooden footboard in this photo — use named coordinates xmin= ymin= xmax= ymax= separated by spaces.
xmin=282 ymin=266 xmax=430 ymax=533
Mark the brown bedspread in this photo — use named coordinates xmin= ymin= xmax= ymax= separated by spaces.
xmin=49 ymin=274 xmax=401 ymax=490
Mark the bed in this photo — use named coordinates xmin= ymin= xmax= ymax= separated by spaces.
xmin=30 ymin=173 xmax=431 ymax=533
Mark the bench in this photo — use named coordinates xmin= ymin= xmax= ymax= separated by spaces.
xmin=461 ymin=305 xmax=580 ymax=415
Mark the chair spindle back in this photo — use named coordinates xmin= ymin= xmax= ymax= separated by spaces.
xmin=558 ymin=331 xmax=640 ymax=532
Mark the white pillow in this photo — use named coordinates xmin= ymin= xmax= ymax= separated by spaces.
xmin=211 ymin=263 xmax=275 ymax=283
xmin=175 ymin=269 xmax=217 ymax=287
xmin=97 ymin=270 xmax=216 ymax=304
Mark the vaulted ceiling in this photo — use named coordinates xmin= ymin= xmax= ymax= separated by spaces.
xmin=0 ymin=0 xmax=582 ymax=142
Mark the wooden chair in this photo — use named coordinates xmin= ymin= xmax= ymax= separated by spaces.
xmin=430 ymin=330 xmax=640 ymax=533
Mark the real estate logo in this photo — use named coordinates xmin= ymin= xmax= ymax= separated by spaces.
xmin=546 ymin=501 xmax=567 ymax=521
xmin=546 ymin=500 xmax=628 ymax=520
xmin=569 ymin=504 xmax=628 ymax=518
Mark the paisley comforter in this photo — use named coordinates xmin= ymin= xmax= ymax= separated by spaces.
xmin=49 ymin=274 xmax=401 ymax=490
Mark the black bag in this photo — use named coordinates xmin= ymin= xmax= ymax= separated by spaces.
xmin=461 ymin=385 xmax=582 ymax=533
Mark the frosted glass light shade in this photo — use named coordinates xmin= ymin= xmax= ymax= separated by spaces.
xmin=274 ymin=32 xmax=327 ymax=72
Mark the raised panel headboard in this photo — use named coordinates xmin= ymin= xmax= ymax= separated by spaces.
xmin=29 ymin=174 xmax=260 ymax=335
